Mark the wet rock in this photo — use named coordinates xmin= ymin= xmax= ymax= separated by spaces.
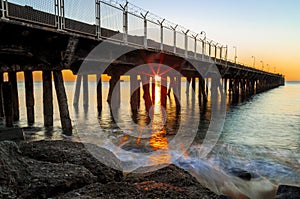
xmin=0 ymin=128 xmax=24 ymax=141
xmin=56 ymin=182 xmax=143 ymax=198
xmin=59 ymin=180 xmax=217 ymax=199
xmin=19 ymin=140 xmax=123 ymax=183
xmin=1 ymin=140 xmax=219 ymax=198
xmin=276 ymin=185 xmax=300 ymax=199
xmin=0 ymin=141 xmax=96 ymax=198
xmin=0 ymin=141 xmax=30 ymax=192
xmin=227 ymin=168 xmax=252 ymax=181
xmin=125 ymin=164 xmax=219 ymax=199
xmin=219 ymin=196 xmax=234 ymax=199
xmin=0 ymin=186 xmax=17 ymax=199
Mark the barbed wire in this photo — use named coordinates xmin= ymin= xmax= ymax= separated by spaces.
xmin=101 ymin=0 xmax=216 ymax=43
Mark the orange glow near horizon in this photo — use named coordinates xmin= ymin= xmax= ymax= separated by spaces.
xmin=9 ymin=64 xmax=298 ymax=83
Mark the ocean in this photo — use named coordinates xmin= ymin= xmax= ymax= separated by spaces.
xmin=1 ymin=80 xmax=299 ymax=197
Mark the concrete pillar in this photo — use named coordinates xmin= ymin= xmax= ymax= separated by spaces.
xmin=97 ymin=74 xmax=102 ymax=115
xmin=73 ymin=75 xmax=82 ymax=106
xmin=141 ymin=76 xmax=152 ymax=112
xmin=191 ymin=77 xmax=196 ymax=94
xmin=107 ymin=74 xmax=120 ymax=107
xmin=151 ymin=77 xmax=155 ymax=103
xmin=8 ymin=72 xmax=19 ymax=121
xmin=224 ymin=78 xmax=228 ymax=94
xmin=0 ymin=73 xmax=4 ymax=118
xmin=24 ymin=71 xmax=35 ymax=124
xmin=174 ymin=75 xmax=181 ymax=108
xmin=186 ymin=76 xmax=192 ymax=95
xmin=161 ymin=76 xmax=167 ymax=107
xmin=130 ymin=75 xmax=139 ymax=113
xmin=2 ymin=82 xmax=13 ymax=127
xmin=43 ymin=71 xmax=53 ymax=127
xmin=53 ymin=70 xmax=72 ymax=134
xmin=83 ymin=75 xmax=89 ymax=108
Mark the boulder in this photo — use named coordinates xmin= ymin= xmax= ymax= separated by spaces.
xmin=19 ymin=140 xmax=123 ymax=183
xmin=227 ymin=168 xmax=253 ymax=181
xmin=125 ymin=164 xmax=219 ymax=199
xmin=276 ymin=185 xmax=300 ymax=199
xmin=0 ymin=141 xmax=96 ymax=198
xmin=1 ymin=140 xmax=220 ymax=198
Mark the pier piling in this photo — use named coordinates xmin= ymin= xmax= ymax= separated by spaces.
xmin=42 ymin=71 xmax=53 ymax=127
xmin=0 ymin=73 xmax=4 ymax=118
xmin=24 ymin=71 xmax=35 ymax=124
xmin=97 ymin=74 xmax=102 ymax=115
xmin=161 ymin=76 xmax=167 ymax=107
xmin=73 ymin=75 xmax=82 ymax=106
xmin=8 ymin=72 xmax=19 ymax=121
xmin=130 ymin=75 xmax=139 ymax=113
xmin=53 ymin=70 xmax=72 ymax=134
xmin=2 ymin=82 xmax=13 ymax=127
xmin=83 ymin=75 xmax=89 ymax=108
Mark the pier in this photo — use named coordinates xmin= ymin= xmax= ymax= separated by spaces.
xmin=0 ymin=0 xmax=285 ymax=134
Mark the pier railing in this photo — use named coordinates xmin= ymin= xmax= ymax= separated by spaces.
xmin=1 ymin=0 xmax=230 ymax=64
xmin=0 ymin=0 xmax=284 ymax=77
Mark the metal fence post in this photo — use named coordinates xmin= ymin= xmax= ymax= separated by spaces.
xmin=171 ymin=24 xmax=178 ymax=54
xmin=192 ymin=33 xmax=198 ymax=59
xmin=225 ymin=45 xmax=228 ymax=67
xmin=1 ymin=0 xmax=8 ymax=19
xmin=120 ymin=1 xmax=128 ymax=44
xmin=55 ymin=0 xmax=64 ymax=30
xmin=200 ymin=31 xmax=206 ymax=61
xmin=141 ymin=11 xmax=149 ymax=48
xmin=158 ymin=18 xmax=165 ymax=51
xmin=96 ymin=0 xmax=101 ymax=38
xmin=208 ymin=41 xmax=213 ymax=58
xmin=60 ymin=0 xmax=65 ymax=30
xmin=214 ymin=43 xmax=218 ymax=63
xmin=183 ymin=29 xmax=189 ymax=58
xmin=55 ymin=0 xmax=59 ymax=28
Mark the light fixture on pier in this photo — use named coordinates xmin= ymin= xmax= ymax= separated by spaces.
xmin=251 ymin=56 xmax=256 ymax=68
xmin=260 ymin=61 xmax=264 ymax=70
xmin=233 ymin=46 xmax=237 ymax=64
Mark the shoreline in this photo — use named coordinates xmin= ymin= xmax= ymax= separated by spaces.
xmin=0 ymin=140 xmax=299 ymax=198
xmin=0 ymin=140 xmax=219 ymax=198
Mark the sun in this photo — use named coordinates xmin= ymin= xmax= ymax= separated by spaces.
xmin=154 ymin=75 xmax=161 ymax=82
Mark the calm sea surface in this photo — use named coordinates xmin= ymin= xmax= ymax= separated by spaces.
xmin=2 ymin=80 xmax=299 ymax=197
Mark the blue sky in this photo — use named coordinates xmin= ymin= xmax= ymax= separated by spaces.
xmin=128 ymin=0 xmax=300 ymax=79
xmin=9 ymin=0 xmax=300 ymax=80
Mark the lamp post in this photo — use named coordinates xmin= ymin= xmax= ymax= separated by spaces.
xmin=233 ymin=46 xmax=237 ymax=64
xmin=251 ymin=56 xmax=256 ymax=68
xmin=260 ymin=61 xmax=264 ymax=70
xmin=274 ymin=66 xmax=276 ymax=73
xmin=266 ymin=64 xmax=269 ymax=72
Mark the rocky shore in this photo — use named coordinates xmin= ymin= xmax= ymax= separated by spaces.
xmin=0 ymin=140 xmax=219 ymax=199
xmin=1 ymin=140 xmax=299 ymax=199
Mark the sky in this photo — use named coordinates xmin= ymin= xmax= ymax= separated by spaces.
xmin=11 ymin=0 xmax=300 ymax=81
xmin=127 ymin=0 xmax=300 ymax=81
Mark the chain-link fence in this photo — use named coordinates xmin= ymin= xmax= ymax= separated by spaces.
xmin=6 ymin=0 xmax=56 ymax=27
xmin=2 ymin=0 xmax=228 ymax=63
xmin=63 ymin=0 xmax=96 ymax=35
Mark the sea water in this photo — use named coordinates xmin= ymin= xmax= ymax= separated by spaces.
xmin=1 ymin=81 xmax=299 ymax=198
